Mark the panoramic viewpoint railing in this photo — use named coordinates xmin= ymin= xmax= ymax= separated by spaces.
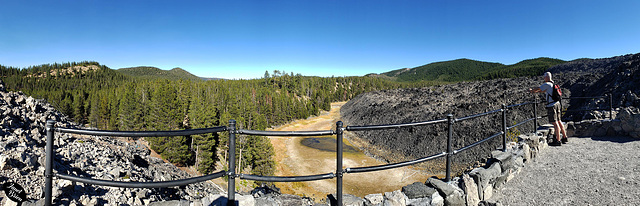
xmin=561 ymin=94 xmax=614 ymax=119
xmin=43 ymin=94 xmax=615 ymax=206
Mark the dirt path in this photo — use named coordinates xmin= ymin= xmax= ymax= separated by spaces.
xmin=270 ymin=102 xmax=430 ymax=201
xmin=489 ymin=136 xmax=640 ymax=205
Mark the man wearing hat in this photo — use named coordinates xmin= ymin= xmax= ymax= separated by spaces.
xmin=529 ymin=72 xmax=568 ymax=146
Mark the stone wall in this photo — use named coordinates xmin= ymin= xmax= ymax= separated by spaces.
xmin=566 ymin=107 xmax=640 ymax=138
xmin=322 ymin=108 xmax=639 ymax=206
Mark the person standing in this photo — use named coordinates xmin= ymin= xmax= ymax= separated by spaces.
xmin=529 ymin=72 xmax=568 ymax=146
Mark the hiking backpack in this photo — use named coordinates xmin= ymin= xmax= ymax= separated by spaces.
xmin=551 ymin=83 xmax=562 ymax=102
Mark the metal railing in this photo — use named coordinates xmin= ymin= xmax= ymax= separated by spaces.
xmin=560 ymin=94 xmax=614 ymax=119
xmin=43 ymin=95 xmax=608 ymax=206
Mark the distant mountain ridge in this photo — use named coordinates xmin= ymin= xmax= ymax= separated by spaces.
xmin=117 ymin=66 xmax=203 ymax=81
xmin=379 ymin=57 xmax=566 ymax=82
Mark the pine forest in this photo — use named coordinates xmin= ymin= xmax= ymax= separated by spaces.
xmin=0 ymin=61 xmax=434 ymax=181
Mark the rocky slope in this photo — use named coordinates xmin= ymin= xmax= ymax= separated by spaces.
xmin=549 ymin=53 xmax=640 ymax=120
xmin=0 ymin=80 xmax=223 ymax=205
xmin=341 ymin=52 xmax=640 ymax=173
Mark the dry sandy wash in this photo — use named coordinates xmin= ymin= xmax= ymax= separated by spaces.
xmin=269 ymin=102 xmax=431 ymax=200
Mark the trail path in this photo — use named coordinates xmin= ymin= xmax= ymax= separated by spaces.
xmin=490 ymin=136 xmax=640 ymax=205
xmin=269 ymin=102 xmax=430 ymax=200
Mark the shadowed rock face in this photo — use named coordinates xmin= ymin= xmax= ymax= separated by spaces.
xmin=340 ymin=53 xmax=640 ymax=172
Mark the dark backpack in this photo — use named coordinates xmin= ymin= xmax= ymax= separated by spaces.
xmin=551 ymin=83 xmax=562 ymax=102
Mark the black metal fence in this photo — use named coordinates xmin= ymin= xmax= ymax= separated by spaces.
xmin=561 ymin=94 xmax=614 ymax=120
xmin=43 ymin=95 xmax=614 ymax=206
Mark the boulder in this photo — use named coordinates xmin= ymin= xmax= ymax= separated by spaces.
xmin=254 ymin=196 xmax=279 ymax=206
xmin=461 ymin=174 xmax=480 ymax=206
xmin=364 ymin=193 xmax=383 ymax=206
xmin=426 ymin=177 xmax=465 ymax=206
xmin=382 ymin=190 xmax=406 ymax=206
xmin=148 ymin=200 xmax=191 ymax=206
xmin=402 ymin=182 xmax=436 ymax=199
xmin=328 ymin=193 xmax=364 ymax=206
xmin=236 ymin=194 xmax=256 ymax=206
xmin=469 ymin=162 xmax=502 ymax=200
xmin=0 ymin=154 xmax=10 ymax=170
xmin=430 ymin=192 xmax=444 ymax=206
xmin=490 ymin=151 xmax=515 ymax=172
xmin=278 ymin=194 xmax=311 ymax=206
xmin=406 ymin=197 xmax=430 ymax=206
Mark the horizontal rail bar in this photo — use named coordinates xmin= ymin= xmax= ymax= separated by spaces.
xmin=507 ymin=102 xmax=532 ymax=108
xmin=507 ymin=118 xmax=535 ymax=130
xmin=55 ymin=171 xmax=226 ymax=188
xmin=455 ymin=109 xmax=502 ymax=122
xmin=56 ymin=126 xmax=228 ymax=137
xmin=346 ymin=119 xmax=447 ymax=131
xmin=454 ymin=131 xmax=504 ymax=154
xmin=237 ymin=173 xmax=335 ymax=182
xmin=237 ymin=129 xmax=334 ymax=136
xmin=344 ymin=152 xmax=447 ymax=174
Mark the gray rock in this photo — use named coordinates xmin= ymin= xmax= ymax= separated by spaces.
xmin=426 ymin=177 xmax=456 ymax=197
xmin=148 ymin=200 xmax=191 ymax=206
xmin=430 ymin=192 xmax=444 ymax=206
xmin=469 ymin=162 xmax=502 ymax=200
xmin=328 ymin=193 xmax=364 ymax=206
xmin=444 ymin=192 xmax=465 ymax=206
xmin=382 ymin=190 xmax=406 ymax=206
xmin=491 ymin=151 xmax=515 ymax=172
xmin=255 ymin=196 xmax=279 ymax=206
xmin=494 ymin=171 xmax=509 ymax=189
xmin=406 ymin=197 xmax=430 ymax=206
xmin=58 ymin=180 xmax=74 ymax=192
xmin=364 ymin=193 xmax=383 ymax=206
xmin=278 ymin=194 xmax=310 ymax=206
xmin=202 ymin=194 xmax=227 ymax=206
xmin=0 ymin=154 xmax=9 ymax=170
xmin=461 ymin=173 xmax=480 ymax=206
xmin=402 ymin=182 xmax=436 ymax=199
xmin=236 ymin=194 xmax=256 ymax=206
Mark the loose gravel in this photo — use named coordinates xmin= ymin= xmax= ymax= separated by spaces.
xmin=490 ymin=136 xmax=640 ymax=206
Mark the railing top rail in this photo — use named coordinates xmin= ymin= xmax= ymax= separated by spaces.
xmin=237 ymin=129 xmax=335 ymax=136
xmin=56 ymin=126 xmax=228 ymax=137
xmin=454 ymin=131 xmax=504 ymax=154
xmin=237 ymin=172 xmax=335 ymax=182
xmin=507 ymin=117 xmax=535 ymax=130
xmin=344 ymin=152 xmax=447 ymax=174
xmin=345 ymin=118 xmax=447 ymax=131
xmin=455 ymin=108 xmax=502 ymax=122
xmin=54 ymin=171 xmax=226 ymax=188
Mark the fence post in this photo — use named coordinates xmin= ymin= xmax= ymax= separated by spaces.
xmin=445 ymin=114 xmax=453 ymax=182
xmin=227 ymin=120 xmax=236 ymax=206
xmin=609 ymin=93 xmax=613 ymax=120
xmin=502 ymin=104 xmax=507 ymax=152
xmin=533 ymin=99 xmax=538 ymax=135
xmin=336 ymin=121 xmax=344 ymax=206
xmin=45 ymin=120 xmax=55 ymax=206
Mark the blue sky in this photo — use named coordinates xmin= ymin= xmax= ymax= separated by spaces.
xmin=1 ymin=1 xmax=639 ymax=79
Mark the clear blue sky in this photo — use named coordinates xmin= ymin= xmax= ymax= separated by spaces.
xmin=1 ymin=1 xmax=639 ymax=79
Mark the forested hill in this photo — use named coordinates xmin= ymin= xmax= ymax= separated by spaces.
xmin=117 ymin=66 xmax=202 ymax=81
xmin=379 ymin=57 xmax=566 ymax=82
xmin=0 ymin=61 xmax=435 ymax=185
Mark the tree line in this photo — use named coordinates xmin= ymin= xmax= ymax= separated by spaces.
xmin=1 ymin=62 xmax=434 ymax=182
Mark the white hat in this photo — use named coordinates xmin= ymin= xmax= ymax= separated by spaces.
xmin=543 ymin=72 xmax=553 ymax=82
